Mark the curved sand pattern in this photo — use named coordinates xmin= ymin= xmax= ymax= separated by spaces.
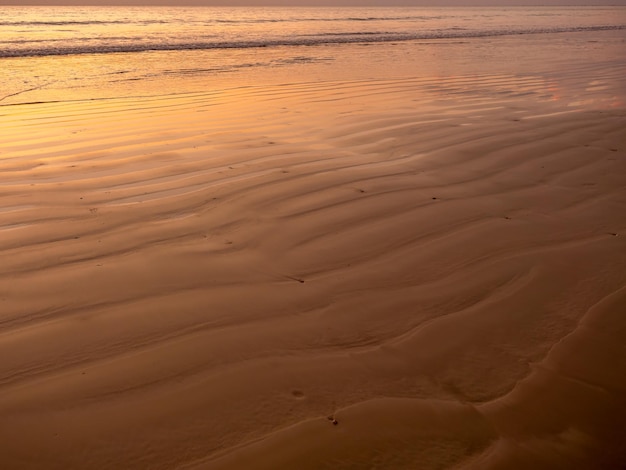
xmin=1 ymin=65 xmax=625 ymax=469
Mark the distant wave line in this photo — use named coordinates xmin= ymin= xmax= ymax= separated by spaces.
xmin=1 ymin=20 xmax=144 ymax=26
xmin=0 ymin=15 xmax=442 ymax=27
xmin=1 ymin=25 xmax=624 ymax=58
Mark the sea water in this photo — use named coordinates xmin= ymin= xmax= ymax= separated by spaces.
xmin=1 ymin=6 xmax=625 ymax=104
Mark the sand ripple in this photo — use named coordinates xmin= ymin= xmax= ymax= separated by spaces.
xmin=1 ymin=69 xmax=625 ymax=469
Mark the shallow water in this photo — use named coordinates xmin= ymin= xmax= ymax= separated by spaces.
xmin=1 ymin=6 xmax=625 ymax=105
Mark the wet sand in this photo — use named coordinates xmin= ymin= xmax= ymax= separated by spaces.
xmin=1 ymin=40 xmax=626 ymax=469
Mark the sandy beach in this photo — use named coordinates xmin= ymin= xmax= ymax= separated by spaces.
xmin=1 ymin=21 xmax=626 ymax=470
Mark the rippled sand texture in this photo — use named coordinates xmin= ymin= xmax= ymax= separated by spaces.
xmin=1 ymin=64 xmax=626 ymax=470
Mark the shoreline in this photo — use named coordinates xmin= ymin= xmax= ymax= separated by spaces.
xmin=2 ymin=28 xmax=625 ymax=106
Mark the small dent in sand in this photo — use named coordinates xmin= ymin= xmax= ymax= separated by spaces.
xmin=291 ymin=390 xmax=305 ymax=399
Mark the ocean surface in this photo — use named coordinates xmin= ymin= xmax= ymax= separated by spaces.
xmin=2 ymin=6 xmax=625 ymax=57
xmin=1 ymin=6 xmax=625 ymax=104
